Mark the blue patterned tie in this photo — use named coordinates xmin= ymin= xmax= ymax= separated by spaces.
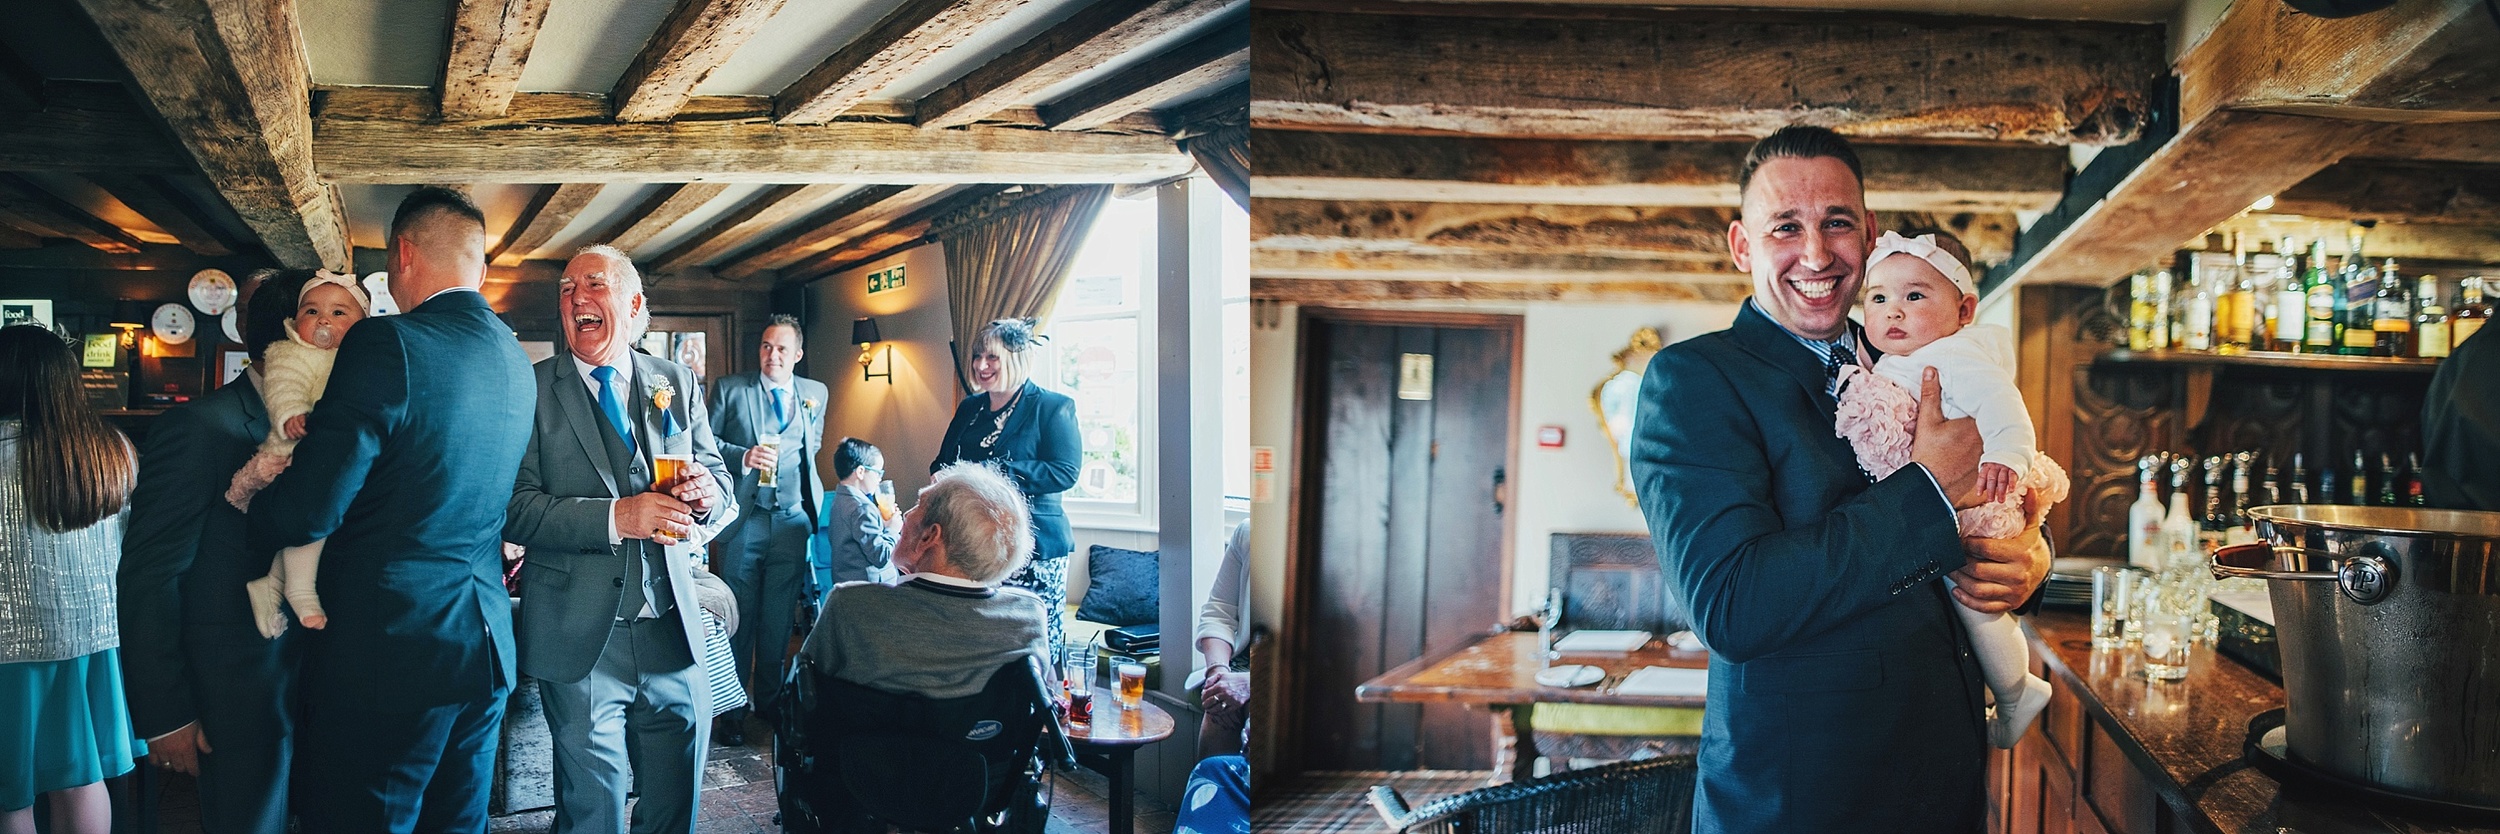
xmin=592 ymin=365 xmax=637 ymax=458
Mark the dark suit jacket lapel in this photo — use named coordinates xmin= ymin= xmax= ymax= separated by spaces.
xmin=553 ymin=357 xmax=622 ymax=498
xmin=1728 ymin=302 xmax=1839 ymax=413
xmin=237 ymin=374 xmax=270 ymax=440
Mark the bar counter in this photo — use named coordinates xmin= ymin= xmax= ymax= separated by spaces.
xmin=2016 ymin=611 xmax=2499 ymax=834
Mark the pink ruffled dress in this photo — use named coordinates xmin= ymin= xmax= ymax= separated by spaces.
xmin=1833 ymin=365 xmax=2070 ymax=537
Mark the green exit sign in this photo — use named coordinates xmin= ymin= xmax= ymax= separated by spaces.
xmin=866 ymin=264 xmax=905 ymax=294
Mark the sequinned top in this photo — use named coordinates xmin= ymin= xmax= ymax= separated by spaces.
xmin=0 ymin=422 xmax=124 ymax=663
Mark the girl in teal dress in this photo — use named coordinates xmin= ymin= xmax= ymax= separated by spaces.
xmin=0 ymin=325 xmax=141 ymax=834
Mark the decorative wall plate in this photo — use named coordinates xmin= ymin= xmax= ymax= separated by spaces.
xmin=221 ymin=307 xmax=241 ymax=344
xmin=187 ymin=269 xmax=237 ymax=315
xmin=152 ymin=303 xmax=196 ymax=345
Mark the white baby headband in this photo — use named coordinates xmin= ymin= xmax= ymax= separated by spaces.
xmin=298 ymin=269 xmax=372 ymax=310
xmin=1866 ymin=231 xmax=1975 ymax=298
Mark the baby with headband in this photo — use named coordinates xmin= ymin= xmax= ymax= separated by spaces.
xmin=1835 ymin=229 xmax=2070 ymax=748
xmin=226 ymin=271 xmax=370 ymax=638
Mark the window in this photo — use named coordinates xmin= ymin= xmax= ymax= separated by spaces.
xmin=1221 ymin=194 xmax=1250 ymax=510
xmin=1041 ymin=194 xmax=1158 ymax=521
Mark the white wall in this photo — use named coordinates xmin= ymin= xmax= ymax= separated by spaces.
xmin=803 ymin=244 xmax=961 ymax=503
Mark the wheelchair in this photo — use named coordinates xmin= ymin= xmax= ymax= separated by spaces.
xmin=771 ymin=654 xmax=1077 ymax=833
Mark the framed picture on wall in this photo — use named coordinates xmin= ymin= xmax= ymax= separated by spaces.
xmin=0 ymin=300 xmax=52 ymax=330
xmin=221 ymin=350 xmax=250 ymax=385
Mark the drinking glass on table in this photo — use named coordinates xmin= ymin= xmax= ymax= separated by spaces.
xmin=1063 ymin=657 xmax=1094 ymax=725
xmin=2141 ymin=591 xmax=2195 ymax=681
xmin=2090 ymin=565 xmax=2139 ymax=649
xmin=1116 ymin=662 xmax=1146 ymax=708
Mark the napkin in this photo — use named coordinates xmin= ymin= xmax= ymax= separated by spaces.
xmin=1614 ymin=666 xmax=1709 ymax=697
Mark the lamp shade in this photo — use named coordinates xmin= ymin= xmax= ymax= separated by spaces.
xmin=850 ymin=317 xmax=880 ymax=345
xmin=111 ymin=300 xmax=149 ymax=329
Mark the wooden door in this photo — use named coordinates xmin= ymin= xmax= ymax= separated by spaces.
xmin=644 ymin=313 xmax=735 ymax=385
xmin=1295 ymin=311 xmax=1516 ymax=772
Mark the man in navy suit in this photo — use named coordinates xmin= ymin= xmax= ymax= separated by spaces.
xmin=247 ymin=188 xmax=537 ymax=833
xmin=1629 ymin=127 xmax=2050 ymax=833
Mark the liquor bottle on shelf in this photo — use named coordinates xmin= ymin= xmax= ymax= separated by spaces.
xmin=2418 ymin=275 xmax=2451 ymax=360
xmin=2288 ymin=452 xmax=2311 ymax=504
xmin=2272 ymin=236 xmax=2307 ymax=352
xmin=2227 ymin=453 xmax=2258 ymax=545
xmin=2305 ymin=239 xmax=2340 ymax=354
xmin=2128 ymin=455 xmax=2167 ymax=572
xmin=2198 ymin=455 xmax=2230 ymax=556
xmin=2218 ymin=235 xmax=2256 ymax=353
xmin=2184 ymin=254 xmax=2217 ymax=352
xmin=2405 ymin=453 xmax=2427 ymax=507
xmin=2261 ymin=455 xmax=2285 ymax=506
xmin=2341 ymin=227 xmax=2379 ymax=356
xmin=2163 ymin=458 xmax=2199 ymax=573
xmin=2317 ymin=454 xmax=2339 ymax=505
xmin=2128 ymin=271 xmax=2163 ymax=351
xmin=2376 ymin=453 xmax=2400 ymax=506
xmin=2456 ymin=276 xmax=2491 ymax=350
xmin=2373 ymin=258 xmax=2412 ymax=357
xmin=2350 ymin=449 xmax=2371 ymax=506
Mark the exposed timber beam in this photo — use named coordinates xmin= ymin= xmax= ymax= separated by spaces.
xmin=1250 ymin=6 xmax=2162 ymax=143
xmin=779 ymin=186 xmax=1004 ymax=280
xmin=1250 ymin=131 xmax=2067 ymax=213
xmin=2180 ymin=0 xmax=2500 ymax=125
xmin=611 ymin=0 xmax=790 ymax=123
xmin=773 ymin=0 xmax=1038 ymax=125
xmin=76 ymin=0 xmax=350 ymax=270
xmin=85 ymin=173 xmax=244 ymax=256
xmin=648 ymin=184 xmax=849 ymax=272
xmin=2269 ymin=161 xmax=2500 ymax=227
xmin=712 ymin=184 xmax=942 ymax=280
xmin=2358 ymin=121 xmax=2500 ymax=165
xmin=0 ymin=224 xmax=37 ymax=249
xmin=315 ymin=86 xmax=1170 ymax=133
xmin=490 ymin=183 xmax=604 ymax=266
xmin=1251 ymin=277 xmax=1753 ymax=304
xmin=595 ymin=183 xmax=733 ymax=254
xmin=440 ymin=0 xmax=553 ymax=120
xmin=918 ymin=0 xmax=1241 ymax=129
xmin=0 ymin=173 xmax=143 ymax=253
xmin=1253 ymin=199 xmax=2019 ymax=267
xmin=312 ymin=88 xmax=1190 ymax=184
xmin=0 ymin=82 xmax=192 ymax=175
xmin=1041 ymin=21 xmax=1247 ymax=131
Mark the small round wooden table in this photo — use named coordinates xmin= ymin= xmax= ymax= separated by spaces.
xmin=1065 ymin=696 xmax=1175 ymax=833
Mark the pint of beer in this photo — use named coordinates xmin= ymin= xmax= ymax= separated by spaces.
xmin=756 ymin=438 xmax=780 ymax=488
xmin=1116 ymin=662 xmax=1146 ymax=708
xmin=652 ymin=453 xmax=693 ymax=491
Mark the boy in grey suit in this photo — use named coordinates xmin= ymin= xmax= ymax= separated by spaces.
xmin=504 ymin=247 xmax=735 ymax=834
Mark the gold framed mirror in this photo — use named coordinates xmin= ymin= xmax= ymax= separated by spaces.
xmin=1592 ymin=327 xmax=1663 ymax=507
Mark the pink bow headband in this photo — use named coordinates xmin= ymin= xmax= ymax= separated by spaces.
xmin=1866 ymin=231 xmax=1974 ymax=298
xmin=298 ymin=269 xmax=372 ymax=310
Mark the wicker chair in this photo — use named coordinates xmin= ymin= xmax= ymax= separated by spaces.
xmin=1366 ymin=756 xmax=1698 ymax=834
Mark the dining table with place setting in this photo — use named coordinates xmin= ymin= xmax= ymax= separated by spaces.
xmin=1356 ymin=627 xmax=1711 ymax=782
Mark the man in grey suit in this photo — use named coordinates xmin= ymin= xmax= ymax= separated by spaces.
xmin=505 ymin=245 xmax=737 ymax=834
xmin=705 ymin=314 xmax=827 ymax=742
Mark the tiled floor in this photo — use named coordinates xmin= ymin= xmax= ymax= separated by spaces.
xmin=137 ymin=711 xmax=1175 ymax=833
xmin=1249 ymin=771 xmax=1493 ymax=833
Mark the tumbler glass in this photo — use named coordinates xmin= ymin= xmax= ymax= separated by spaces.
xmin=2141 ymin=593 xmax=2195 ymax=681
xmin=2090 ymin=566 xmax=2139 ymax=649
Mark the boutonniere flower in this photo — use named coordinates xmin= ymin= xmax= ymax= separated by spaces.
xmin=650 ymin=381 xmax=674 ymax=412
xmin=801 ymin=397 xmax=819 ymax=412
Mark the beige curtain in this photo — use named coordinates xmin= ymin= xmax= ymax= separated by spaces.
xmin=1178 ymin=122 xmax=1248 ymax=212
xmin=937 ymin=184 xmax=1114 ymax=394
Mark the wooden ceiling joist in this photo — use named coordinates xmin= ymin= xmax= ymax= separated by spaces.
xmin=0 ymin=173 xmax=142 ymax=253
xmin=1251 ymin=277 xmax=1754 ymax=305
xmin=1255 ymin=199 xmax=2020 ymax=267
xmin=917 ymin=0 xmax=1241 ymax=129
xmin=2270 ymin=160 xmax=2500 ymax=227
xmin=313 ymin=88 xmax=1191 ymax=184
xmin=84 ymin=173 xmax=243 ymax=256
xmin=0 ymin=82 xmax=195 ymax=175
xmin=596 ymin=183 xmax=733 ymax=254
xmin=711 ymin=184 xmax=938 ymax=280
xmin=781 ymin=185 xmax=1006 ymax=279
xmin=490 ymin=182 xmax=604 ymax=266
xmin=773 ymin=0 xmax=1038 ymax=125
xmin=611 ymin=0 xmax=791 ymax=123
xmin=1040 ymin=21 xmax=1248 ymax=131
xmin=440 ymin=0 xmax=554 ymax=120
xmin=0 ymin=224 xmax=37 ymax=250
xmin=1250 ymin=6 xmax=2163 ymax=143
xmin=1252 ymin=131 xmax=2067 ymax=213
xmin=2359 ymin=121 xmax=2500 ymax=166
xmin=647 ymin=183 xmax=848 ymax=272
xmin=75 ymin=0 xmax=350 ymax=270
xmin=2179 ymin=0 xmax=2499 ymax=125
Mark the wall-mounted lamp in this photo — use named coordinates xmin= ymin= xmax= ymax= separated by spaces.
xmin=110 ymin=300 xmax=147 ymax=348
xmin=852 ymin=317 xmax=891 ymax=384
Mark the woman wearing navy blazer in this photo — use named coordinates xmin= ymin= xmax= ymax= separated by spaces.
xmin=932 ymin=318 xmax=1081 ymax=651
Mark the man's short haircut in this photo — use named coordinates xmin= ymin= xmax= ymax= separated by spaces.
xmin=920 ymin=462 xmax=1033 ymax=586
xmin=765 ymin=313 xmax=803 ymax=342
xmin=1737 ymin=126 xmax=1866 ymax=201
xmin=389 ymin=186 xmax=486 ymax=245
xmin=570 ymin=244 xmax=651 ymax=339
xmin=833 ymin=437 xmax=881 ymax=480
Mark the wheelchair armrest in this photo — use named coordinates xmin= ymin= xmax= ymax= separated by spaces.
xmin=1367 ymin=785 xmax=1413 ymax=827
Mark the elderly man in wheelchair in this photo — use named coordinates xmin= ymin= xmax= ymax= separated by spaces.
xmin=771 ymin=462 xmax=1076 ymax=834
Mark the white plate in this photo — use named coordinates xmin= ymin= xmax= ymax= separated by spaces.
xmin=1553 ymin=629 xmax=1651 ymax=653
xmin=1534 ymin=664 xmax=1604 ymax=688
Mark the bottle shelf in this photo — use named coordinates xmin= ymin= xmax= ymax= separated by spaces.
xmin=2096 ymin=348 xmax=2443 ymax=374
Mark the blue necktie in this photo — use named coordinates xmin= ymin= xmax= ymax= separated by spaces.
xmin=771 ymin=387 xmax=789 ymax=433
xmin=592 ymin=365 xmax=637 ymax=458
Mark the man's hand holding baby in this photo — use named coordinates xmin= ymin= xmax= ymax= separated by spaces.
xmin=1908 ymin=367 xmax=1985 ymax=508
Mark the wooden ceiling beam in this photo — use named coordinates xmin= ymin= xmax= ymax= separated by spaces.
xmin=0 ymin=224 xmax=37 ymax=249
xmin=647 ymin=183 xmax=848 ymax=272
xmin=611 ymin=0 xmax=790 ymax=123
xmin=2180 ymin=0 xmax=2499 ymax=126
xmin=2268 ymin=161 xmax=2500 ymax=227
xmin=0 ymin=82 xmax=192 ymax=175
xmin=440 ymin=0 xmax=553 ymax=120
xmin=711 ymin=184 xmax=937 ymax=280
xmin=1251 ymin=7 xmax=2162 ymax=143
xmin=778 ymin=186 xmax=1003 ymax=280
xmin=84 ymin=173 xmax=244 ymax=256
xmin=917 ymin=0 xmax=1240 ymax=129
xmin=313 ymin=88 xmax=1190 ymax=184
xmin=1254 ymin=199 xmax=2021 ymax=267
xmin=2357 ymin=121 xmax=2500 ymax=166
xmin=773 ymin=0 xmax=1038 ymax=125
xmin=1251 ymin=277 xmax=1753 ymax=305
xmin=1042 ymin=21 xmax=1246 ymax=132
xmin=594 ymin=183 xmax=733 ymax=254
xmin=490 ymin=182 xmax=604 ymax=266
xmin=0 ymin=173 xmax=142 ymax=253
xmin=75 ymin=0 xmax=349 ymax=270
xmin=1252 ymin=131 xmax=2066 ymax=213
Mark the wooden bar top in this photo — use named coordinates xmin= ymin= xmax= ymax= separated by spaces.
xmin=1355 ymin=630 xmax=1709 ymax=708
xmin=2027 ymin=611 xmax=2500 ymax=834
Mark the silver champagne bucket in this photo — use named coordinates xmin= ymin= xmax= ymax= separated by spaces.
xmin=2211 ymin=505 xmax=2500 ymax=807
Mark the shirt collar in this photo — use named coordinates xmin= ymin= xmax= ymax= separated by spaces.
xmin=422 ymin=285 xmax=480 ymax=305
xmin=904 ymin=571 xmax=990 ymax=590
xmin=1749 ymin=298 xmax=1861 ymax=363
xmin=570 ymin=351 xmax=630 ymax=383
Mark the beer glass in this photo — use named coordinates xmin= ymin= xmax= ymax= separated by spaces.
xmin=651 ymin=453 xmax=692 ymax=491
xmin=1116 ymin=662 xmax=1146 ymax=708
xmin=755 ymin=438 xmax=780 ymax=488
xmin=1063 ymin=657 xmax=1093 ymax=725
